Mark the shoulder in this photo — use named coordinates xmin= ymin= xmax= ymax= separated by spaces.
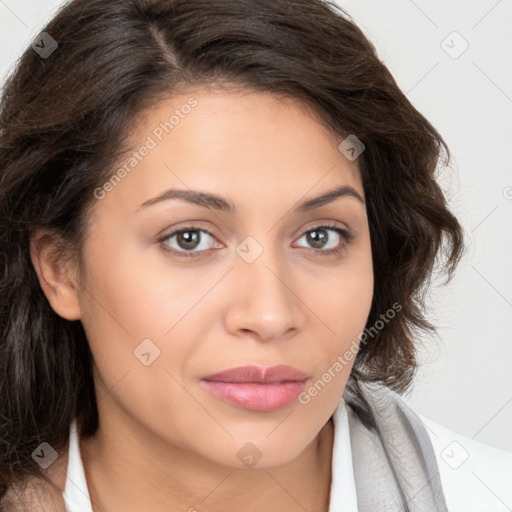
xmin=419 ymin=413 xmax=512 ymax=512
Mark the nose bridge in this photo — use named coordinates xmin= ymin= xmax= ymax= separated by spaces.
xmin=224 ymin=234 xmax=304 ymax=339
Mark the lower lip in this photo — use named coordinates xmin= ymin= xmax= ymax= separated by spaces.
xmin=200 ymin=380 xmax=307 ymax=412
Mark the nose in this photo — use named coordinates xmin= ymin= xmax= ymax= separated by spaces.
xmin=223 ymin=247 xmax=306 ymax=342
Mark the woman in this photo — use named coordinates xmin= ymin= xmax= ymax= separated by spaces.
xmin=0 ymin=0 xmax=510 ymax=511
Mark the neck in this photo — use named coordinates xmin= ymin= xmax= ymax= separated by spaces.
xmin=79 ymin=403 xmax=334 ymax=512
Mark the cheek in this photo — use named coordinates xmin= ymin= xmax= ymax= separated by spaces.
xmin=308 ymin=243 xmax=374 ymax=393
xmin=311 ymin=244 xmax=374 ymax=341
xmin=79 ymin=230 xmax=208 ymax=339
xmin=76 ymin=241 xmax=205 ymax=431
xmin=77 ymin=232 xmax=222 ymax=391
xmin=296 ymin=267 xmax=373 ymax=419
xmin=324 ymin=270 xmax=373 ymax=325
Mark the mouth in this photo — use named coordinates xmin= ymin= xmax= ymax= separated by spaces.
xmin=200 ymin=365 xmax=310 ymax=412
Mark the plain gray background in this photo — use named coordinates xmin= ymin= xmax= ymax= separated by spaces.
xmin=1 ymin=0 xmax=511 ymax=451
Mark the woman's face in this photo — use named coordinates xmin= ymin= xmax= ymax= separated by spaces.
xmin=74 ymin=89 xmax=373 ymax=468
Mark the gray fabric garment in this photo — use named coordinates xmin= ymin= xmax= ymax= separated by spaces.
xmin=343 ymin=378 xmax=449 ymax=511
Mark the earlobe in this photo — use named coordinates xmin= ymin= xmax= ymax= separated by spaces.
xmin=29 ymin=229 xmax=82 ymax=321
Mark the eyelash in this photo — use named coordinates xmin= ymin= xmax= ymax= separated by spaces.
xmin=157 ymin=222 xmax=355 ymax=259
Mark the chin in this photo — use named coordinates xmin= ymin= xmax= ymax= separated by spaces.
xmin=196 ymin=431 xmax=315 ymax=471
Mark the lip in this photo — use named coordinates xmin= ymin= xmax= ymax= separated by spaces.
xmin=202 ymin=364 xmax=310 ymax=383
xmin=200 ymin=365 xmax=310 ymax=412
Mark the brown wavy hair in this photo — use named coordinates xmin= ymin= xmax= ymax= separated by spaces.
xmin=0 ymin=0 xmax=464 ymax=501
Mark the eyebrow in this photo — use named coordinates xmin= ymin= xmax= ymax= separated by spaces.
xmin=135 ymin=184 xmax=365 ymax=214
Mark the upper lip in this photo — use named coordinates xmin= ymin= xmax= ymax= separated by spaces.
xmin=201 ymin=365 xmax=310 ymax=383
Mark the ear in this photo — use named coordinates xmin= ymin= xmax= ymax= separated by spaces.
xmin=29 ymin=228 xmax=82 ymax=321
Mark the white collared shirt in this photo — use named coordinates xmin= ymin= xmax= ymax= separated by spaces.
xmin=62 ymin=399 xmax=512 ymax=512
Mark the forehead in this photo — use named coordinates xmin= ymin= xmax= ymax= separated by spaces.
xmin=100 ymin=88 xmax=364 ymax=213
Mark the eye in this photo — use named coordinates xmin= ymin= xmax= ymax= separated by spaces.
xmin=293 ymin=223 xmax=355 ymax=255
xmin=159 ymin=228 xmax=222 ymax=258
xmin=158 ymin=223 xmax=355 ymax=259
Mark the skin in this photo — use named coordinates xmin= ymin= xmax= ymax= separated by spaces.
xmin=30 ymin=88 xmax=374 ymax=512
